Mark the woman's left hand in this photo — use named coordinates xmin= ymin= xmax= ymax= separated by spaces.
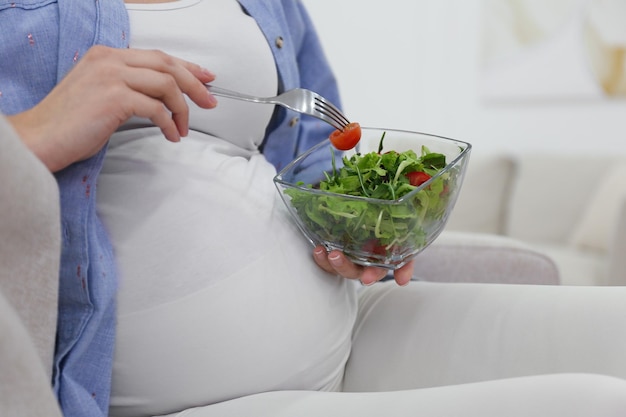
xmin=312 ymin=245 xmax=414 ymax=286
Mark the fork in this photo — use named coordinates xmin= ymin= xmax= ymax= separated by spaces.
xmin=206 ymin=85 xmax=350 ymax=131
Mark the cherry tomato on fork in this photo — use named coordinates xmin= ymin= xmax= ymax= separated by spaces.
xmin=329 ymin=122 xmax=361 ymax=150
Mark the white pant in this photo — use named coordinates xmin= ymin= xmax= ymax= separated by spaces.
xmin=157 ymin=281 xmax=626 ymax=417
xmin=158 ymin=374 xmax=626 ymax=417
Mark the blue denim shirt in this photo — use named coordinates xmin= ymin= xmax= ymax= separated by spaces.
xmin=0 ymin=0 xmax=339 ymax=415
xmin=0 ymin=1 xmax=129 ymax=416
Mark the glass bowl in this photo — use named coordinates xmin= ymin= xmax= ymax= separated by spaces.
xmin=273 ymin=127 xmax=472 ymax=269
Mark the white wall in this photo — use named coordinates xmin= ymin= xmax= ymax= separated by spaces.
xmin=302 ymin=0 xmax=626 ymax=157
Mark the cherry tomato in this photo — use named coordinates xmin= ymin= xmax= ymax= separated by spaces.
xmin=329 ymin=122 xmax=361 ymax=150
xmin=362 ymin=238 xmax=388 ymax=256
xmin=406 ymin=171 xmax=431 ymax=187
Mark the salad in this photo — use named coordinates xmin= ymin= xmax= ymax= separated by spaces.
xmin=284 ymin=132 xmax=455 ymax=263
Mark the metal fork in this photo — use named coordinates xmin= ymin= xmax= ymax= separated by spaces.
xmin=206 ymin=85 xmax=350 ymax=131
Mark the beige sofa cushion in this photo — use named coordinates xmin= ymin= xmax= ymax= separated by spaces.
xmin=607 ymin=197 xmax=626 ymax=285
xmin=531 ymin=243 xmax=607 ymax=286
xmin=569 ymin=163 xmax=626 ymax=253
xmin=505 ymin=153 xmax=618 ymax=244
xmin=0 ymin=117 xmax=60 ymax=379
xmin=446 ymin=153 xmax=516 ymax=235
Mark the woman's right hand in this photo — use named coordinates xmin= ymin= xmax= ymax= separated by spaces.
xmin=7 ymin=45 xmax=218 ymax=172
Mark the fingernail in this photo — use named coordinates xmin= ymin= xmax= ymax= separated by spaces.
xmin=328 ymin=253 xmax=343 ymax=267
xmin=202 ymin=68 xmax=215 ymax=78
xmin=207 ymin=92 xmax=218 ymax=106
xmin=314 ymin=247 xmax=326 ymax=257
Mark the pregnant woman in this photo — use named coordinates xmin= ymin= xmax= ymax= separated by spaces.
xmin=96 ymin=1 xmax=626 ymax=417
xmin=3 ymin=0 xmax=626 ymax=416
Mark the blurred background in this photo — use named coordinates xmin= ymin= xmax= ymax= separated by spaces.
xmin=302 ymin=0 xmax=626 ymax=156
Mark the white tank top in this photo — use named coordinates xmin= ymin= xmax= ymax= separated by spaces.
xmin=98 ymin=2 xmax=357 ymax=416
xmin=122 ymin=0 xmax=278 ymax=150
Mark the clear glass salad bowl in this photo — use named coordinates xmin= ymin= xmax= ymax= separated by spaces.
xmin=273 ymin=127 xmax=472 ymax=269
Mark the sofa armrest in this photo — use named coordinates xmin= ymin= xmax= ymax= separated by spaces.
xmin=0 ymin=291 xmax=63 ymax=416
xmin=412 ymin=231 xmax=560 ymax=285
xmin=0 ymin=116 xmax=60 ymax=378
xmin=606 ymin=197 xmax=626 ymax=285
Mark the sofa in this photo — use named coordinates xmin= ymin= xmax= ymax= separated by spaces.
xmin=0 ymin=117 xmax=64 ymax=416
xmin=0 ymin=117 xmax=576 ymax=415
xmin=436 ymin=151 xmax=626 ymax=286
xmin=357 ymin=133 xmax=626 ymax=286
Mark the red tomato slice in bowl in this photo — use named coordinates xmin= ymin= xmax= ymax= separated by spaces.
xmin=406 ymin=171 xmax=432 ymax=187
xmin=329 ymin=122 xmax=361 ymax=150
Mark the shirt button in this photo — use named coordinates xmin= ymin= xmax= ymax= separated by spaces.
xmin=289 ymin=117 xmax=299 ymax=127
xmin=275 ymin=36 xmax=284 ymax=48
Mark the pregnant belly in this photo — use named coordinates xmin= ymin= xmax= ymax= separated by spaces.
xmin=97 ymin=128 xmax=357 ymax=417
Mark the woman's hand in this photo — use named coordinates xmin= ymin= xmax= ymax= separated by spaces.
xmin=7 ymin=45 xmax=218 ymax=172
xmin=312 ymin=245 xmax=415 ymax=286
